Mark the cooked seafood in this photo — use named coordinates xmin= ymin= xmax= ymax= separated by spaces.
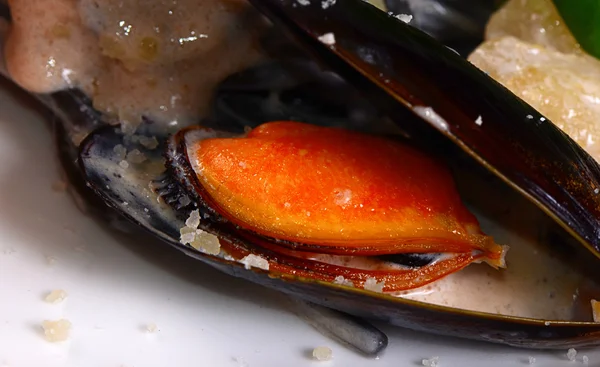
xmin=2 ymin=0 xmax=600 ymax=352
xmin=165 ymin=121 xmax=506 ymax=292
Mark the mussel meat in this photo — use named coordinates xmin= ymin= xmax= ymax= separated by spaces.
xmin=164 ymin=120 xmax=506 ymax=292
xmin=3 ymin=0 xmax=600 ymax=353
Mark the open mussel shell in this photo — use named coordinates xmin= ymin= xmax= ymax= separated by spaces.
xmin=76 ymin=0 xmax=600 ymax=349
xmin=247 ymin=0 xmax=600 ymax=262
xmin=79 ymin=122 xmax=600 ymax=349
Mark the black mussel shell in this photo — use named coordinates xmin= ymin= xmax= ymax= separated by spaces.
xmin=246 ymin=0 xmax=600 ymax=265
xmin=79 ymin=123 xmax=600 ymax=349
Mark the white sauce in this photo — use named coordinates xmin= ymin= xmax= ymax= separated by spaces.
xmin=4 ymin=0 xmax=267 ymax=130
xmin=395 ymin=171 xmax=596 ymax=321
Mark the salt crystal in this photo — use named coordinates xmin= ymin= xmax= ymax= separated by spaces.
xmin=583 ymin=355 xmax=589 ymax=364
xmin=475 ymin=115 xmax=483 ymax=126
xmin=333 ymin=188 xmax=352 ymax=206
xmin=566 ymin=348 xmax=577 ymax=361
xmin=528 ymin=356 xmax=536 ymax=364
xmin=312 ymin=346 xmax=333 ymax=361
xmin=45 ymin=289 xmax=68 ymax=304
xmin=321 ymin=0 xmax=335 ymax=9
xmin=240 ymin=254 xmax=269 ymax=271
xmin=395 ymin=14 xmax=413 ymax=23
xmin=364 ymin=277 xmax=385 ymax=293
xmin=146 ymin=323 xmax=158 ymax=333
xmin=318 ymin=33 xmax=336 ymax=46
xmin=119 ymin=160 xmax=129 ymax=169
xmin=233 ymin=356 xmax=249 ymax=367
xmin=126 ymin=149 xmax=147 ymax=164
xmin=185 ymin=209 xmax=201 ymax=229
xmin=113 ymin=144 xmax=127 ymax=160
xmin=333 ymin=275 xmax=354 ymax=287
xmin=137 ymin=136 xmax=159 ymax=149
xmin=296 ymin=0 xmax=310 ymax=5
xmin=190 ymin=230 xmax=221 ymax=255
xmin=180 ymin=231 xmax=196 ymax=244
xmin=422 ymin=356 xmax=439 ymax=367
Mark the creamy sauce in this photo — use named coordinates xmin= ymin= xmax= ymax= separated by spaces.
xmin=4 ymin=0 xmax=268 ymax=131
xmin=396 ymin=170 xmax=594 ymax=321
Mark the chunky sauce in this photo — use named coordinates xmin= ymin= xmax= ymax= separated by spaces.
xmin=4 ymin=0 xmax=267 ymax=131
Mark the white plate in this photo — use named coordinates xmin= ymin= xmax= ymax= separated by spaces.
xmin=0 ymin=79 xmax=598 ymax=367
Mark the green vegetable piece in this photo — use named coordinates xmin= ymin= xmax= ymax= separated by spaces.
xmin=552 ymin=0 xmax=600 ymax=58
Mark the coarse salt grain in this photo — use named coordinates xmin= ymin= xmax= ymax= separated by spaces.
xmin=318 ymin=33 xmax=336 ymax=46
xmin=233 ymin=356 xmax=249 ymax=367
xmin=113 ymin=144 xmax=127 ymax=160
xmin=333 ymin=275 xmax=354 ymax=287
xmin=528 ymin=356 xmax=536 ymax=364
xmin=42 ymin=319 xmax=71 ymax=342
xmin=126 ymin=149 xmax=147 ymax=164
xmin=185 ymin=209 xmax=201 ymax=229
xmin=422 ymin=356 xmax=439 ymax=367
xmin=567 ymin=348 xmax=577 ymax=361
xmin=146 ymin=323 xmax=158 ymax=333
xmin=240 ymin=254 xmax=269 ymax=271
xmin=333 ymin=188 xmax=352 ymax=206
xmin=475 ymin=115 xmax=483 ymax=126
xmin=583 ymin=355 xmax=589 ymax=364
xmin=321 ymin=0 xmax=335 ymax=9
xmin=136 ymin=135 xmax=159 ymax=149
xmin=119 ymin=160 xmax=130 ymax=169
xmin=45 ymin=289 xmax=68 ymax=304
xmin=312 ymin=346 xmax=333 ymax=361
xmin=364 ymin=277 xmax=385 ymax=293
xmin=395 ymin=14 xmax=413 ymax=23
xmin=190 ymin=230 xmax=221 ymax=255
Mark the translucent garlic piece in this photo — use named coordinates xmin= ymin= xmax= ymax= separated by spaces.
xmin=486 ymin=0 xmax=581 ymax=54
xmin=468 ymin=36 xmax=600 ymax=162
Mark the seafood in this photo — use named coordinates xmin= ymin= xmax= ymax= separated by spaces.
xmin=164 ymin=121 xmax=506 ymax=292
xmin=2 ymin=0 xmax=600 ymax=353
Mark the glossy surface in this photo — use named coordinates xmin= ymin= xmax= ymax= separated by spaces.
xmin=247 ymin=0 xmax=600 ymax=261
xmin=191 ymin=122 xmax=502 ymax=260
xmin=80 ymin=118 xmax=600 ymax=348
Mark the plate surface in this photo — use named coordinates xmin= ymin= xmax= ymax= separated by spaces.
xmin=0 ymin=80 xmax=598 ymax=367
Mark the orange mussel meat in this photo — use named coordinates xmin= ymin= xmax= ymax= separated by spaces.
xmin=180 ymin=121 xmax=506 ymax=292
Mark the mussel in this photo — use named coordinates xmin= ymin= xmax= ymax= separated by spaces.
xmin=3 ymin=0 xmax=600 ymax=353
